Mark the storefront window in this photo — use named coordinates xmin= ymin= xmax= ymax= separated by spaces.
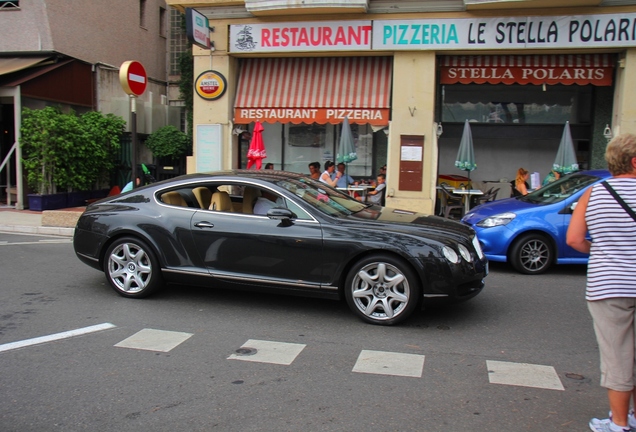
xmin=441 ymin=83 xmax=592 ymax=124
xmin=239 ymin=122 xmax=382 ymax=180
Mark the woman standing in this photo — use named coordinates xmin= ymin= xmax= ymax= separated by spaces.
xmin=319 ymin=160 xmax=341 ymax=187
xmin=567 ymin=133 xmax=636 ymax=432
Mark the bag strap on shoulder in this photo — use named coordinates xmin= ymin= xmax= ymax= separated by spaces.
xmin=600 ymin=181 xmax=636 ymax=223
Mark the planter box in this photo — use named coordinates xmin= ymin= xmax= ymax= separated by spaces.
xmin=90 ymin=189 xmax=110 ymax=200
xmin=67 ymin=191 xmax=92 ymax=207
xmin=27 ymin=193 xmax=68 ymax=211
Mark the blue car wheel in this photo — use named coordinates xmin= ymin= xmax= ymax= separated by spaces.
xmin=509 ymin=233 xmax=553 ymax=275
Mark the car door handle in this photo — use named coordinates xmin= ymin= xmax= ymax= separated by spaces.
xmin=194 ymin=221 xmax=215 ymax=229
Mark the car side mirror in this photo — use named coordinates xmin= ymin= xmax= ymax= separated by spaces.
xmin=267 ymin=207 xmax=295 ymax=225
xmin=569 ymin=201 xmax=578 ymax=213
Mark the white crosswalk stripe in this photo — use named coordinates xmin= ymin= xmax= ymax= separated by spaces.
xmin=114 ymin=328 xmax=193 ymax=352
xmin=487 ymin=360 xmax=565 ymax=391
xmin=352 ymin=349 xmax=425 ymax=378
xmin=227 ymin=339 xmax=306 ymax=365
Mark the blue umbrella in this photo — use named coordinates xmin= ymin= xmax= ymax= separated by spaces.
xmin=553 ymin=121 xmax=579 ymax=174
xmin=337 ymin=117 xmax=357 ymax=165
xmin=455 ymin=120 xmax=476 ymax=178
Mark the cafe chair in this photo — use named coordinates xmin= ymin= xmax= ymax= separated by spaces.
xmin=439 ymin=184 xmax=464 ymax=219
xmin=470 ymin=187 xmax=493 ymax=207
xmin=472 ymin=187 xmax=499 ymax=207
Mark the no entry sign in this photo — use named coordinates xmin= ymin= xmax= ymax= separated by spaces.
xmin=119 ymin=61 xmax=147 ymax=96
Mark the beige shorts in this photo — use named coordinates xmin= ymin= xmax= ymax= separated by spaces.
xmin=588 ymin=298 xmax=636 ymax=392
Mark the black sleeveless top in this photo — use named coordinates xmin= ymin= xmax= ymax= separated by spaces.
xmin=510 ymin=180 xmax=529 ymax=197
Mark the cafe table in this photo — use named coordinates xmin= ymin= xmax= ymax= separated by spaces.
xmin=452 ymin=188 xmax=484 ymax=214
xmin=338 ymin=185 xmax=374 ymax=199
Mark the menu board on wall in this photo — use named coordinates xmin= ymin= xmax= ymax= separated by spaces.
xmin=196 ymin=124 xmax=222 ymax=173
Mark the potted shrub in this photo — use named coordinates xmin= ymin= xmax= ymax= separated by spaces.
xmin=145 ymin=125 xmax=190 ymax=161
xmin=20 ymin=107 xmax=125 ymax=210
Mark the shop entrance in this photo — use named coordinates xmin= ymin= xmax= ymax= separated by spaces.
xmin=436 ymin=54 xmax=614 ymax=190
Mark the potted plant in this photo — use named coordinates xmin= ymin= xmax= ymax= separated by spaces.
xmin=145 ymin=125 xmax=190 ymax=178
xmin=20 ymin=107 xmax=125 ymax=210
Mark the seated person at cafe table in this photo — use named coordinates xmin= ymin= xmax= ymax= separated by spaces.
xmin=512 ymin=167 xmax=530 ymax=196
xmin=335 ymin=163 xmax=355 ymax=188
xmin=542 ymin=169 xmax=561 ymax=186
xmin=320 ymin=161 xmax=341 ymax=187
xmin=308 ymin=161 xmax=321 ymax=180
xmin=365 ymin=174 xmax=386 ymax=205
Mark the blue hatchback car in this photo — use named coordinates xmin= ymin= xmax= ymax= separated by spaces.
xmin=461 ymin=170 xmax=611 ymax=274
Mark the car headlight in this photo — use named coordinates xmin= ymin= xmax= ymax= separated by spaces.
xmin=476 ymin=212 xmax=516 ymax=228
xmin=458 ymin=244 xmax=472 ymax=262
xmin=442 ymin=245 xmax=459 ymax=264
xmin=472 ymin=235 xmax=484 ymax=259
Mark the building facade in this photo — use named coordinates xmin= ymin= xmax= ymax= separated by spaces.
xmin=167 ymin=0 xmax=636 ymax=214
xmin=0 ymin=0 xmax=184 ymax=209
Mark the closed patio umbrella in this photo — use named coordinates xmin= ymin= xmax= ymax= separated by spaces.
xmin=246 ymin=121 xmax=266 ymax=169
xmin=553 ymin=121 xmax=579 ymax=174
xmin=337 ymin=117 xmax=357 ymax=165
xmin=455 ymin=119 xmax=476 ymax=179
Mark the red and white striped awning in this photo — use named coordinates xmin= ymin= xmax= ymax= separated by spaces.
xmin=440 ymin=54 xmax=615 ymax=86
xmin=234 ymin=56 xmax=392 ymax=126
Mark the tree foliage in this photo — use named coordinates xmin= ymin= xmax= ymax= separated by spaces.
xmin=20 ymin=107 xmax=125 ymax=194
xmin=145 ymin=125 xmax=189 ymax=159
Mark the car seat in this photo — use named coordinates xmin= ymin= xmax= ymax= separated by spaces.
xmin=192 ymin=187 xmax=212 ymax=209
xmin=210 ymin=191 xmax=233 ymax=211
xmin=161 ymin=191 xmax=188 ymax=207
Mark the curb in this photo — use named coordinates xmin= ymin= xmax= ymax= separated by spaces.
xmin=0 ymin=225 xmax=75 ymax=237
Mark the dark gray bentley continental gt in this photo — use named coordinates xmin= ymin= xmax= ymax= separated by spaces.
xmin=73 ymin=170 xmax=488 ymax=325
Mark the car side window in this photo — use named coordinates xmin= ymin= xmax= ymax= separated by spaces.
xmin=285 ymin=199 xmax=312 ymax=220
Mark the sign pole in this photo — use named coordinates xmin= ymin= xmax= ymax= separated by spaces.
xmin=119 ymin=60 xmax=147 ymax=191
xmin=130 ymin=95 xmax=138 ymax=190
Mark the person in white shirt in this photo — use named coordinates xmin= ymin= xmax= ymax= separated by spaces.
xmin=320 ymin=161 xmax=340 ymax=187
xmin=253 ymin=190 xmax=284 ymax=215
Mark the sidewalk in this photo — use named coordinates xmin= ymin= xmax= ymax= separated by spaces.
xmin=0 ymin=205 xmax=84 ymax=237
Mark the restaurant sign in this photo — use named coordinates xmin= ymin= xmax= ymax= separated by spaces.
xmin=233 ymin=108 xmax=389 ymax=126
xmin=230 ymin=14 xmax=635 ymax=52
xmin=440 ymin=54 xmax=614 ymax=86
xmin=374 ymin=13 xmax=636 ymax=50
xmin=230 ymin=20 xmax=372 ymax=53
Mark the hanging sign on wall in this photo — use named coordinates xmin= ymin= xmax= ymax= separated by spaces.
xmin=195 ymin=70 xmax=227 ymax=101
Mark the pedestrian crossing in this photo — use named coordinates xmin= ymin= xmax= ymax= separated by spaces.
xmin=0 ymin=324 xmax=567 ymax=392
xmin=118 ymin=328 xmax=565 ymax=391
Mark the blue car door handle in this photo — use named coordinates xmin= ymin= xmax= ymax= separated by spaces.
xmin=194 ymin=221 xmax=215 ymax=229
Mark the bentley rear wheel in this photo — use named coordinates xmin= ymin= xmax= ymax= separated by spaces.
xmin=103 ymin=237 xmax=162 ymax=298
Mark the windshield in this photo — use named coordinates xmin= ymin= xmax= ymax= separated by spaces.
xmin=276 ymin=177 xmax=369 ymax=216
xmin=521 ymin=173 xmax=601 ymax=204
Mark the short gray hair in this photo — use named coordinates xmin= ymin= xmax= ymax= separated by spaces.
xmin=605 ymin=133 xmax=636 ymax=176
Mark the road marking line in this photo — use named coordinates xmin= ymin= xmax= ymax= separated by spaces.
xmin=0 ymin=240 xmax=71 ymax=246
xmin=0 ymin=323 xmax=116 ymax=353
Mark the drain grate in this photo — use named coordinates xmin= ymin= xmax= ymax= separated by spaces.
xmin=235 ymin=347 xmax=257 ymax=356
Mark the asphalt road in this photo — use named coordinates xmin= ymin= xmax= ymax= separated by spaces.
xmin=0 ymin=231 xmax=603 ymax=432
